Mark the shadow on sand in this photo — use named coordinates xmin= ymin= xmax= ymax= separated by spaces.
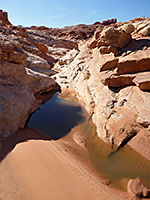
xmin=0 ymin=128 xmax=51 ymax=162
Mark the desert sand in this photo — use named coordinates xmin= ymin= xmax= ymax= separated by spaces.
xmin=0 ymin=128 xmax=131 ymax=200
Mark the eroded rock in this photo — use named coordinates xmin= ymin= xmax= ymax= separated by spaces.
xmin=127 ymin=178 xmax=149 ymax=197
xmin=133 ymin=72 xmax=150 ymax=91
xmin=99 ymin=27 xmax=132 ymax=48
xmin=117 ymin=48 xmax=150 ymax=74
xmin=121 ymin=24 xmax=134 ymax=34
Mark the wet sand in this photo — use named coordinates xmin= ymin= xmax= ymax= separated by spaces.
xmin=0 ymin=128 xmax=130 ymax=200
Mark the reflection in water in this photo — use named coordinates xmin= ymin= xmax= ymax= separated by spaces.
xmin=28 ymin=93 xmax=85 ymax=139
xmin=27 ymin=93 xmax=150 ymax=190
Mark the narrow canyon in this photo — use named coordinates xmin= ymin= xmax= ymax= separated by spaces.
xmin=0 ymin=10 xmax=150 ymax=200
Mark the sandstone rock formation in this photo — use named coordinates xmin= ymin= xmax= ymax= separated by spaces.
xmin=0 ymin=10 xmax=12 ymax=26
xmin=101 ymin=18 xmax=117 ymax=25
xmin=0 ymin=10 xmax=150 ymax=164
xmin=0 ymin=57 xmax=60 ymax=138
xmin=127 ymin=178 xmax=149 ymax=198
xmin=0 ymin=12 xmax=65 ymax=137
xmin=53 ymin=17 xmax=150 ymax=160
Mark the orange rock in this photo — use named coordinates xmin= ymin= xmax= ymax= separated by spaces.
xmin=100 ymin=27 xmax=132 ymax=48
xmin=117 ymin=48 xmax=150 ymax=74
xmin=133 ymin=72 xmax=150 ymax=91
xmin=99 ymin=45 xmax=116 ymax=55
xmin=0 ymin=10 xmax=12 ymax=26
xmin=32 ymin=41 xmax=48 ymax=54
xmin=89 ymin=40 xmax=97 ymax=49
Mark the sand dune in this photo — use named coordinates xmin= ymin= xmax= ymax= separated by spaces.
xmin=0 ymin=128 xmax=130 ymax=200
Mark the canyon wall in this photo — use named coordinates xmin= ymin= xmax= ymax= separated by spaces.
xmin=0 ymin=10 xmax=150 ymax=161
xmin=54 ymin=18 xmax=150 ymax=160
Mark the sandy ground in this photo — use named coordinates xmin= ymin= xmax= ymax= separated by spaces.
xmin=0 ymin=128 xmax=131 ymax=200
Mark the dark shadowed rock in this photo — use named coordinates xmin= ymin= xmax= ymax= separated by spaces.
xmin=0 ymin=10 xmax=12 ymax=26
xmin=101 ymin=18 xmax=117 ymax=25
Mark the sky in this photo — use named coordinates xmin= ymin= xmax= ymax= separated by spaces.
xmin=1 ymin=0 xmax=150 ymax=28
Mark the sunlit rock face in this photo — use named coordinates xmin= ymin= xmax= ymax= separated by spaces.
xmin=0 ymin=9 xmax=150 ymax=161
xmin=0 ymin=11 xmax=61 ymax=137
xmin=53 ymin=17 xmax=150 ymax=160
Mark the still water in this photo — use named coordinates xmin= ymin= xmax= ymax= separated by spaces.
xmin=28 ymin=93 xmax=150 ymax=190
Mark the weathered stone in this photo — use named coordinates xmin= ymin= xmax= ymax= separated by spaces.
xmin=128 ymin=130 xmax=150 ymax=160
xmin=122 ymin=24 xmax=134 ymax=34
xmin=100 ymin=56 xmax=119 ymax=71
xmin=8 ymin=49 xmax=28 ymax=64
xmin=89 ymin=40 xmax=97 ymax=49
xmin=94 ymin=27 xmax=103 ymax=39
xmin=97 ymin=40 xmax=109 ymax=48
xmin=32 ymin=41 xmax=48 ymax=54
xmin=58 ymin=49 xmax=79 ymax=65
xmin=102 ymin=74 xmax=136 ymax=87
xmin=99 ymin=45 xmax=116 ymax=55
xmin=25 ymin=54 xmax=50 ymax=69
xmin=0 ymin=60 xmax=60 ymax=137
xmin=0 ymin=10 xmax=12 ymax=26
xmin=101 ymin=18 xmax=117 ymax=25
xmin=100 ymin=27 xmax=132 ymax=48
xmin=127 ymin=178 xmax=149 ymax=197
xmin=54 ymin=39 xmax=78 ymax=50
xmin=117 ymin=48 xmax=150 ymax=74
xmin=133 ymin=72 xmax=150 ymax=91
xmin=139 ymin=25 xmax=150 ymax=36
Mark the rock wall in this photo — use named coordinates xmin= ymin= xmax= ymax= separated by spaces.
xmin=0 ymin=12 xmax=65 ymax=137
xmin=54 ymin=18 xmax=150 ymax=160
xmin=0 ymin=10 xmax=150 ymax=160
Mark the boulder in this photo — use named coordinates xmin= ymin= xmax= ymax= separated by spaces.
xmin=37 ymin=53 xmax=55 ymax=65
xmin=0 ymin=37 xmax=27 ymax=64
xmin=122 ymin=24 xmax=134 ymax=34
xmin=127 ymin=178 xmax=149 ymax=197
xmin=100 ymin=27 xmax=132 ymax=48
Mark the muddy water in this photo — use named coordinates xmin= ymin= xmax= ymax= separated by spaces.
xmin=28 ymin=93 xmax=150 ymax=190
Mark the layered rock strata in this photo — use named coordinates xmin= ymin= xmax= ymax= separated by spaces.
xmin=54 ymin=18 xmax=150 ymax=160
